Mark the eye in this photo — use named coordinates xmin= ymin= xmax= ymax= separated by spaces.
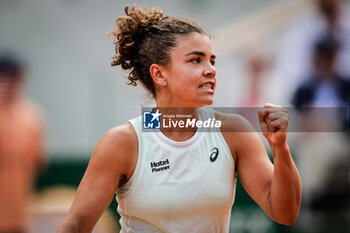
xmin=210 ymin=60 xmax=216 ymax=66
xmin=190 ymin=57 xmax=201 ymax=64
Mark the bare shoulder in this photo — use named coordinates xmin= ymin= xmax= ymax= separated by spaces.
xmin=22 ymin=98 xmax=45 ymax=118
xmin=94 ymin=123 xmax=137 ymax=163
xmin=91 ymin=123 xmax=138 ymax=180
xmin=17 ymin=98 xmax=45 ymax=127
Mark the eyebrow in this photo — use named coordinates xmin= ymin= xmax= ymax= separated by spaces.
xmin=185 ymin=51 xmax=216 ymax=59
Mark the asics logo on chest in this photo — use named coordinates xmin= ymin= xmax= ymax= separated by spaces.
xmin=210 ymin=147 xmax=219 ymax=162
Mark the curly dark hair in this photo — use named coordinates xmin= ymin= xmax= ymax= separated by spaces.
xmin=108 ymin=5 xmax=206 ymax=98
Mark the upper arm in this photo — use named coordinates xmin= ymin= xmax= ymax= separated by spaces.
xmin=63 ymin=124 xmax=137 ymax=232
xmin=235 ymin=128 xmax=274 ymax=216
xmin=218 ymin=113 xmax=274 ymax=216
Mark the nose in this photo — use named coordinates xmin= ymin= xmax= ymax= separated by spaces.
xmin=203 ymin=62 xmax=216 ymax=78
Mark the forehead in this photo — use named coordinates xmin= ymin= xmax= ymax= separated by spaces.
xmin=172 ymin=33 xmax=214 ymax=56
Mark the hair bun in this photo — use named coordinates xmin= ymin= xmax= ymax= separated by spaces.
xmin=124 ymin=5 xmax=163 ymax=28
xmin=108 ymin=5 xmax=163 ymax=69
xmin=117 ymin=5 xmax=163 ymax=44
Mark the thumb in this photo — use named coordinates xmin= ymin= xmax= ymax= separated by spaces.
xmin=258 ymin=108 xmax=269 ymax=133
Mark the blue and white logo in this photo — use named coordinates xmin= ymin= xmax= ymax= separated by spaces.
xmin=143 ymin=110 xmax=161 ymax=129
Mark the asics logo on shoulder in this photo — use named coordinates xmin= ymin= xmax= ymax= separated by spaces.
xmin=210 ymin=147 xmax=219 ymax=162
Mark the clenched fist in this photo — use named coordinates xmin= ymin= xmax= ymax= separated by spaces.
xmin=258 ymin=103 xmax=289 ymax=146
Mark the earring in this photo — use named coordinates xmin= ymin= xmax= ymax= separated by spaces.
xmin=161 ymin=80 xmax=167 ymax=85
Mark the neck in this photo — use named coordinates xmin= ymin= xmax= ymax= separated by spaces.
xmin=155 ymin=107 xmax=200 ymax=142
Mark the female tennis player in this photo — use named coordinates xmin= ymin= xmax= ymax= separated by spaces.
xmin=57 ymin=5 xmax=301 ymax=233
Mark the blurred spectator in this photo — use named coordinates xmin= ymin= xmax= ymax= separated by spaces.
xmin=292 ymin=34 xmax=350 ymax=128
xmin=237 ymin=48 xmax=290 ymax=132
xmin=0 ymin=54 xmax=46 ymax=233
xmin=239 ymin=49 xmax=289 ymax=108
xmin=274 ymin=0 xmax=350 ymax=102
xmin=291 ymin=34 xmax=350 ymax=232
xmin=240 ymin=51 xmax=269 ymax=107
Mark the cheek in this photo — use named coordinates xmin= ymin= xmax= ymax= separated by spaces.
xmin=166 ymin=64 xmax=203 ymax=91
xmin=172 ymin=72 xmax=199 ymax=87
xmin=180 ymin=77 xmax=200 ymax=92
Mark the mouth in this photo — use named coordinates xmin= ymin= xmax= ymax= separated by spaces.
xmin=199 ymin=82 xmax=214 ymax=90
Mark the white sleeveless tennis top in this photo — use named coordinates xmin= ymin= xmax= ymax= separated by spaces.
xmin=116 ymin=108 xmax=236 ymax=233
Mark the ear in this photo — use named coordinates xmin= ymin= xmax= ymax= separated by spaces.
xmin=150 ymin=64 xmax=167 ymax=87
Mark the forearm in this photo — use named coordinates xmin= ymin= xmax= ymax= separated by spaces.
xmin=57 ymin=217 xmax=91 ymax=233
xmin=269 ymin=142 xmax=301 ymax=225
xmin=57 ymin=219 xmax=79 ymax=233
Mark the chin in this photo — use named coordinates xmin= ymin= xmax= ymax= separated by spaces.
xmin=197 ymin=98 xmax=214 ymax=107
